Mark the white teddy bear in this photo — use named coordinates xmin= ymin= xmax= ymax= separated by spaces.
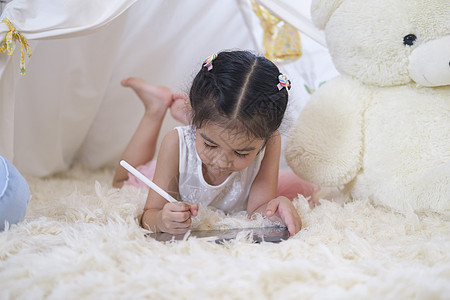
xmin=285 ymin=0 xmax=450 ymax=212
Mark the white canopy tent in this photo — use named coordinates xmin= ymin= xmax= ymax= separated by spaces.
xmin=0 ymin=0 xmax=337 ymax=176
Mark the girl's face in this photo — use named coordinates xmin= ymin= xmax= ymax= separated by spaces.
xmin=196 ymin=122 xmax=265 ymax=179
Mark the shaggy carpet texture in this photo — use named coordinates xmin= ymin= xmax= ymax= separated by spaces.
xmin=1 ymin=165 xmax=449 ymax=299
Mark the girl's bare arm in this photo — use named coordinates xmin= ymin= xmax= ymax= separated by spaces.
xmin=141 ymin=130 xmax=197 ymax=234
xmin=247 ymin=132 xmax=302 ymax=236
xmin=246 ymin=133 xmax=281 ymax=215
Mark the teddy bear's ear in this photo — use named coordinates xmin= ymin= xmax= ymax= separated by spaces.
xmin=311 ymin=0 xmax=345 ymax=30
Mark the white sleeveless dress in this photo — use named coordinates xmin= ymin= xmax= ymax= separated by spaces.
xmin=176 ymin=126 xmax=265 ymax=214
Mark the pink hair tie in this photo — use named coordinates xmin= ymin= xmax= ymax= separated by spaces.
xmin=203 ymin=53 xmax=217 ymax=71
xmin=277 ymin=74 xmax=291 ymax=90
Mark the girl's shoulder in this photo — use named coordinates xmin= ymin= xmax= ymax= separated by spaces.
xmin=266 ymin=131 xmax=281 ymax=151
xmin=162 ymin=129 xmax=180 ymax=147
xmin=160 ymin=125 xmax=195 ymax=156
xmin=159 ymin=129 xmax=180 ymax=160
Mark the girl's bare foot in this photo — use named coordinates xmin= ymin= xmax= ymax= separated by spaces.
xmin=170 ymin=93 xmax=192 ymax=125
xmin=121 ymin=77 xmax=172 ymax=116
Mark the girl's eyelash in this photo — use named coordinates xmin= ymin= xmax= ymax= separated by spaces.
xmin=234 ymin=151 xmax=249 ymax=158
xmin=204 ymin=142 xmax=217 ymax=149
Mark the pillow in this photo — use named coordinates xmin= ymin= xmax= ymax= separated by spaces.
xmin=0 ymin=156 xmax=30 ymax=230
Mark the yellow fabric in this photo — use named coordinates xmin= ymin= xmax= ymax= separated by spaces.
xmin=251 ymin=0 xmax=301 ymax=62
xmin=0 ymin=18 xmax=32 ymax=75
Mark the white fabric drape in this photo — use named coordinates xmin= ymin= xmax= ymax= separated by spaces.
xmin=0 ymin=0 xmax=138 ymax=40
xmin=0 ymin=0 xmax=138 ymax=168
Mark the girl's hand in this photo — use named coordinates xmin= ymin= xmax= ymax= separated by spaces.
xmin=157 ymin=202 xmax=199 ymax=234
xmin=265 ymin=196 xmax=302 ymax=236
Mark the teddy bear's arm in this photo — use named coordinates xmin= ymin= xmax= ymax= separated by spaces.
xmin=285 ymin=77 xmax=366 ymax=187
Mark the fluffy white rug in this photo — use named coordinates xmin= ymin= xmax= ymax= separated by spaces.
xmin=1 ymin=165 xmax=449 ymax=299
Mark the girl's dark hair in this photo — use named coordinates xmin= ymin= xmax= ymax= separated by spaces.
xmin=189 ymin=50 xmax=289 ymax=141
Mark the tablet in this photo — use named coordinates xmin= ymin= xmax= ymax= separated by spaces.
xmin=148 ymin=226 xmax=290 ymax=243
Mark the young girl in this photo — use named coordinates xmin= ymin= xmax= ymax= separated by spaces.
xmin=114 ymin=50 xmax=317 ymax=236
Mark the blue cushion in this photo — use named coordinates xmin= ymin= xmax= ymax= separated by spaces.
xmin=0 ymin=156 xmax=30 ymax=231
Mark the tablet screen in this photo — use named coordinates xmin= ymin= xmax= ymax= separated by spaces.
xmin=148 ymin=226 xmax=290 ymax=243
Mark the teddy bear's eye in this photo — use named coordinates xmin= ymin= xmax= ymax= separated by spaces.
xmin=403 ymin=34 xmax=417 ymax=46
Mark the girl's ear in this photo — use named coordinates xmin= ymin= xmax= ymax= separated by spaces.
xmin=310 ymin=0 xmax=345 ymax=30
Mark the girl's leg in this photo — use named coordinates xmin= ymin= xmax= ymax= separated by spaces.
xmin=113 ymin=77 xmax=173 ymax=188
xmin=170 ymin=93 xmax=191 ymax=125
xmin=119 ymin=92 xmax=191 ymax=189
